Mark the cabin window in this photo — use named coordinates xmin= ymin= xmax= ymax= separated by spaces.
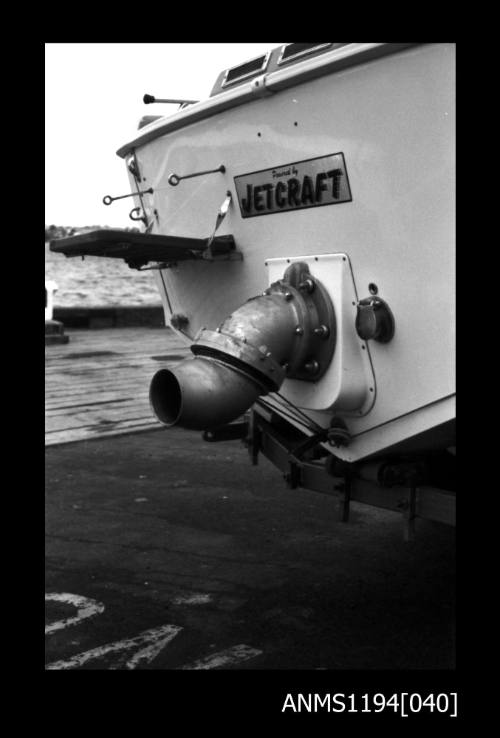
xmin=221 ymin=52 xmax=270 ymax=88
xmin=277 ymin=43 xmax=333 ymax=65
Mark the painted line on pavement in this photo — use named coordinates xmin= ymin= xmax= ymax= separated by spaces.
xmin=45 ymin=623 xmax=182 ymax=670
xmin=45 ymin=592 xmax=105 ymax=635
xmin=180 ymin=644 xmax=262 ymax=670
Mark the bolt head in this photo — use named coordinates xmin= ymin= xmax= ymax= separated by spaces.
xmin=304 ymin=360 xmax=320 ymax=375
xmin=298 ymin=278 xmax=315 ymax=293
xmin=314 ymin=325 xmax=330 ymax=339
xmin=295 ymin=326 xmax=304 ymax=335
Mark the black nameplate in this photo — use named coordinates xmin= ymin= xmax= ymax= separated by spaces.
xmin=234 ymin=153 xmax=352 ymax=218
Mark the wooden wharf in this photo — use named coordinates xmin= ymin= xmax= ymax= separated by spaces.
xmin=45 ymin=327 xmax=190 ymax=446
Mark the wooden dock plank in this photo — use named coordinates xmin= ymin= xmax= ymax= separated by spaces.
xmin=45 ymin=393 xmax=146 ymax=411
xmin=45 ymin=419 xmax=163 ymax=446
xmin=44 ymin=361 xmax=189 ymax=392
xmin=45 ymin=327 xmax=188 ymax=446
xmin=45 ymin=399 xmax=151 ymax=421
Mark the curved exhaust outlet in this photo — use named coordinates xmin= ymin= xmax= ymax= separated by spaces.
xmin=150 ymin=357 xmax=262 ymax=430
xmin=150 ymin=262 xmax=336 ymax=431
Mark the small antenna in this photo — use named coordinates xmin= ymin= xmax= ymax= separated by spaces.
xmin=143 ymin=94 xmax=198 ymax=106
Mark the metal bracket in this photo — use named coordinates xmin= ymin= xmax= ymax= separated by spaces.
xmin=202 ymin=251 xmax=243 ymax=263
xmin=402 ymin=481 xmax=418 ymax=542
xmin=126 ymin=152 xmax=142 ymax=180
xmin=250 ymin=75 xmax=273 ymax=98
xmin=284 ymin=460 xmax=301 ymax=489
xmin=204 ymin=191 xmax=233 ymax=259
xmin=288 ymin=430 xmax=329 ymax=464
xmin=337 ymin=478 xmax=352 ymax=522
xmin=247 ymin=411 xmax=261 ymax=466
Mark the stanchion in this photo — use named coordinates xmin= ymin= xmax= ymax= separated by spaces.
xmin=45 ymin=281 xmax=69 ymax=345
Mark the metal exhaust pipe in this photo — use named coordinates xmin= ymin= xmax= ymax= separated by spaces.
xmin=150 ymin=356 xmax=262 ymax=430
xmin=150 ymin=261 xmax=336 ymax=431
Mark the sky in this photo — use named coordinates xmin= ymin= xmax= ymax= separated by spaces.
xmin=45 ymin=43 xmax=284 ymax=228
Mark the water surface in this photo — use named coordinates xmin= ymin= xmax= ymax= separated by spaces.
xmin=45 ymin=242 xmax=161 ymax=307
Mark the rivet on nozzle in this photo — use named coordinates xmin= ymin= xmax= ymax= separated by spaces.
xmin=295 ymin=326 xmax=304 ymax=335
xmin=284 ymin=291 xmax=293 ymax=301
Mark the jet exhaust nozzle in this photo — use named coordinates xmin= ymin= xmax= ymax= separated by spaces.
xmin=150 ymin=356 xmax=262 ymax=430
xmin=150 ymin=262 xmax=336 ymax=431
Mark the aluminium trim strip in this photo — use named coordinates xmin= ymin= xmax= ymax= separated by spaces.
xmin=116 ymin=43 xmax=420 ymax=159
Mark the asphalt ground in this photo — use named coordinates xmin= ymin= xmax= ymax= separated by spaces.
xmin=45 ymin=425 xmax=455 ymax=671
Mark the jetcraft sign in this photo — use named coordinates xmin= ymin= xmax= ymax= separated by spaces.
xmin=234 ymin=153 xmax=352 ymax=218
